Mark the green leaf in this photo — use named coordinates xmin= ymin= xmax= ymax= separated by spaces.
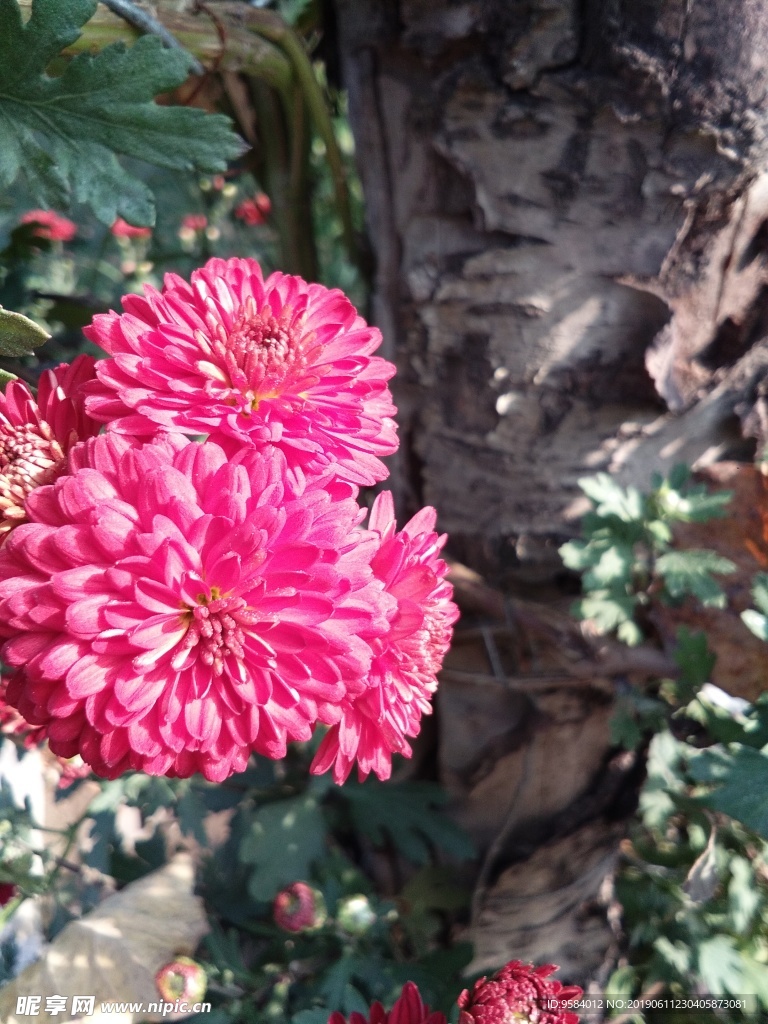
xmin=239 ymin=794 xmax=326 ymax=901
xmin=0 ymin=369 xmax=18 ymax=389
xmin=728 ymin=856 xmax=761 ymax=933
xmin=742 ymin=608 xmax=768 ymax=642
xmin=672 ymin=628 xmax=715 ymax=702
xmin=340 ymin=780 xmax=475 ymax=865
xmin=653 ymin=935 xmax=692 ymax=974
xmin=689 ymin=744 xmax=768 ymax=838
xmin=696 ymin=935 xmax=748 ymax=995
xmin=578 ymin=474 xmax=645 ymax=522
xmin=575 ymin=592 xmax=638 ymax=638
xmin=582 ymin=543 xmax=635 ymax=590
xmin=0 ymin=0 xmax=245 ymax=224
xmin=742 ymin=573 xmax=768 ymax=641
xmin=0 ymin=306 xmax=50 ymax=356
xmin=655 ymin=550 xmax=735 ymax=607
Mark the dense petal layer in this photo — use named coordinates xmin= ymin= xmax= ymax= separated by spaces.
xmin=0 ymin=434 xmax=390 ymax=781
xmin=328 ymin=982 xmax=446 ymax=1024
xmin=84 ymin=257 xmax=398 ymax=485
xmin=0 ymin=355 xmax=100 ymax=542
xmin=311 ymin=491 xmax=459 ymax=784
xmin=457 ymin=961 xmax=583 ymax=1024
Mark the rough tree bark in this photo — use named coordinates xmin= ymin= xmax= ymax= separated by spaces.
xmin=332 ymin=0 xmax=768 ymax=985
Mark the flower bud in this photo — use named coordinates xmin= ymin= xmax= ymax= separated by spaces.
xmin=273 ymin=881 xmax=325 ymax=933
xmin=336 ymin=893 xmax=376 ymax=936
xmin=155 ymin=957 xmax=207 ymax=1004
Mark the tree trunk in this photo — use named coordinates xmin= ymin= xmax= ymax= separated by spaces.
xmin=333 ymin=0 xmax=768 ymax=983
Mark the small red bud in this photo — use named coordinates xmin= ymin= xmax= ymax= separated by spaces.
xmin=155 ymin=957 xmax=207 ymax=1004
xmin=273 ymin=882 xmax=324 ymax=933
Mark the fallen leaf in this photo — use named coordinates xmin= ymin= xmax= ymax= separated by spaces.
xmin=0 ymin=854 xmax=208 ymax=1023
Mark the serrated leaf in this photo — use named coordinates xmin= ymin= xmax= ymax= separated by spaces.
xmin=696 ymin=935 xmax=747 ymax=995
xmin=653 ymin=935 xmax=692 ymax=974
xmin=582 ymin=543 xmax=635 ymax=590
xmin=239 ymin=795 xmax=326 ymax=901
xmin=655 ymin=550 xmax=735 ymax=607
xmin=0 ymin=306 xmax=50 ymax=356
xmin=0 ymin=0 xmax=246 ymax=224
xmin=340 ymin=780 xmax=474 ymax=865
xmin=578 ymin=474 xmax=645 ymax=522
xmin=575 ymin=592 xmax=637 ymax=635
xmin=689 ymin=744 xmax=768 ymax=838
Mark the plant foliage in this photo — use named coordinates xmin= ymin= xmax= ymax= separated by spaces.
xmin=560 ymin=468 xmax=735 ymax=645
xmin=0 ymin=0 xmax=244 ymax=225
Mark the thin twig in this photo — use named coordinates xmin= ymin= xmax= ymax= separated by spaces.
xmin=100 ymin=0 xmax=205 ymax=74
xmin=470 ymin=741 xmax=534 ymax=928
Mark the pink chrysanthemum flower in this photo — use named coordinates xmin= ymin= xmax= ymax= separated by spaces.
xmin=311 ymin=492 xmax=458 ymax=783
xmin=0 ymin=355 xmax=100 ymax=542
xmin=19 ymin=210 xmax=77 ymax=242
xmin=83 ymin=257 xmax=398 ymax=485
xmin=328 ymin=981 xmax=447 ymax=1024
xmin=0 ymin=434 xmax=389 ymax=781
xmin=457 ymin=961 xmax=583 ymax=1024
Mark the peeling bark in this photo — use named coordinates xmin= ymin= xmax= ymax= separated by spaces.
xmin=335 ymin=0 xmax=768 ymax=982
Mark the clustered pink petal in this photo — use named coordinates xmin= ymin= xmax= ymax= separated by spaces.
xmin=19 ymin=210 xmax=77 ymax=242
xmin=0 ymin=433 xmax=390 ymax=781
xmin=328 ymin=982 xmax=447 ymax=1024
xmin=311 ymin=492 xmax=459 ymax=783
xmin=83 ymin=257 xmax=398 ymax=485
xmin=0 ymin=670 xmax=46 ymax=748
xmin=0 ymin=355 xmax=100 ymax=542
xmin=457 ymin=961 xmax=583 ymax=1024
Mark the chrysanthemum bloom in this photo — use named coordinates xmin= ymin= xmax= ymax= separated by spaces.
xmin=273 ymin=881 xmax=325 ymax=932
xmin=111 ymin=218 xmax=152 ymax=239
xmin=0 ymin=434 xmax=390 ymax=781
xmin=84 ymin=257 xmax=398 ymax=485
xmin=0 ymin=355 xmax=100 ymax=542
xmin=19 ymin=210 xmax=77 ymax=242
xmin=311 ymin=492 xmax=458 ymax=783
xmin=328 ymin=982 xmax=447 ymax=1024
xmin=457 ymin=961 xmax=583 ymax=1024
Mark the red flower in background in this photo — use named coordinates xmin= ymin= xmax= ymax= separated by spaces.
xmin=111 ymin=218 xmax=152 ymax=239
xmin=235 ymin=193 xmax=271 ymax=226
xmin=181 ymin=214 xmax=208 ymax=232
xmin=0 ymin=355 xmax=100 ymax=542
xmin=19 ymin=210 xmax=77 ymax=242
xmin=457 ymin=961 xmax=582 ymax=1024
xmin=328 ymin=982 xmax=447 ymax=1024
